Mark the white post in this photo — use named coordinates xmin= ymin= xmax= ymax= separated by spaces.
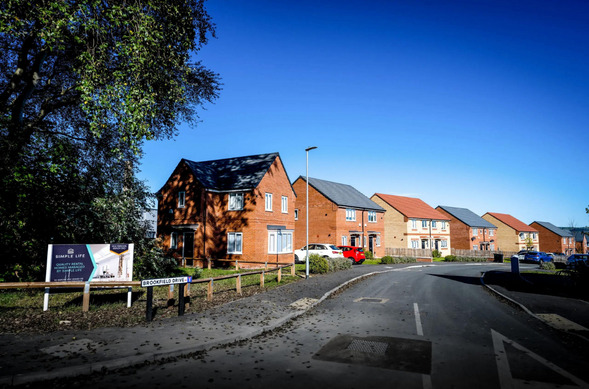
xmin=127 ymin=287 xmax=132 ymax=308
xmin=43 ymin=287 xmax=50 ymax=311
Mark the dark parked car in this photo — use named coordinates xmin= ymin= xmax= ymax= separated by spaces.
xmin=338 ymin=246 xmax=366 ymax=265
xmin=566 ymin=254 xmax=589 ymax=268
xmin=516 ymin=250 xmax=552 ymax=263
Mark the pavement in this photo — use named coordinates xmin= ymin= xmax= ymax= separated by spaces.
xmin=1 ymin=263 xmax=588 ymax=387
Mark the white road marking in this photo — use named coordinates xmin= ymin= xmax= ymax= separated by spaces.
xmin=414 ymin=302 xmax=424 ymax=336
xmin=491 ymin=329 xmax=587 ymax=388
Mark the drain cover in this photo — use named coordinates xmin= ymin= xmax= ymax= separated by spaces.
xmin=314 ymin=334 xmax=431 ymax=374
xmin=354 ymin=297 xmax=389 ymax=304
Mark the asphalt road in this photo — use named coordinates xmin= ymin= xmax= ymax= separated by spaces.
xmin=43 ymin=263 xmax=589 ymax=389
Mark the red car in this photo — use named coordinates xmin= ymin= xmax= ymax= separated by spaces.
xmin=338 ymin=246 xmax=365 ymax=265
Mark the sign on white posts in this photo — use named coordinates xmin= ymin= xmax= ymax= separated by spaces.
xmin=44 ymin=244 xmax=134 ymax=311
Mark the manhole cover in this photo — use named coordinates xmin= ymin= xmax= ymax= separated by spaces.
xmin=314 ymin=334 xmax=431 ymax=374
xmin=354 ymin=297 xmax=389 ymax=304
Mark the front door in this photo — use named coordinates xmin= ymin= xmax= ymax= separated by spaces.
xmin=183 ymin=232 xmax=194 ymax=258
xmin=368 ymin=236 xmax=374 ymax=254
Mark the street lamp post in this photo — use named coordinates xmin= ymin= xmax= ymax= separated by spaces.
xmin=305 ymin=146 xmax=317 ymax=279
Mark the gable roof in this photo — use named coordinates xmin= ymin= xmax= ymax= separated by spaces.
xmin=532 ymin=221 xmax=573 ymax=237
xmin=437 ymin=206 xmax=497 ymax=228
xmin=374 ymin=193 xmax=449 ymax=220
xmin=301 ymin=177 xmax=385 ymax=212
xmin=484 ymin=212 xmax=537 ymax=232
xmin=181 ymin=152 xmax=280 ymax=191
xmin=570 ymin=230 xmax=589 ymax=242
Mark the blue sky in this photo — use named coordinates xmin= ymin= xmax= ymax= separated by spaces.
xmin=138 ymin=0 xmax=589 ymax=227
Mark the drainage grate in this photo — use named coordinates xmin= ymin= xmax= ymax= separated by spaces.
xmin=353 ymin=297 xmax=389 ymax=304
xmin=347 ymin=339 xmax=388 ymax=355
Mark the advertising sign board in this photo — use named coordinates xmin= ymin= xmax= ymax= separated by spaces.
xmin=46 ymin=244 xmax=134 ymax=282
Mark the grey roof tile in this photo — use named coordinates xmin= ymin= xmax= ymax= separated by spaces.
xmin=437 ymin=205 xmax=497 ymax=228
xmin=303 ymin=177 xmax=384 ymax=212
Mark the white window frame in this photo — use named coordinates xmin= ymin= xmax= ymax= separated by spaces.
xmin=489 ymin=229 xmax=494 ymax=236
xmin=368 ymin=211 xmax=377 ymax=223
xmin=178 ymin=191 xmax=186 ymax=208
xmin=441 ymin=221 xmax=447 ymax=230
xmin=294 ymin=209 xmax=299 ymax=220
xmin=411 ymin=240 xmax=419 ymax=249
xmin=432 ymin=220 xmax=437 ymax=229
xmin=227 ymin=232 xmax=243 ymax=254
xmin=228 ymin=192 xmax=244 ymax=211
xmin=342 ymin=235 xmax=347 ymax=245
xmin=421 ymin=220 xmax=428 ymax=228
xmin=170 ymin=232 xmax=178 ymax=249
xmin=281 ymin=196 xmax=288 ymax=213
xmin=411 ymin=219 xmax=417 ymax=229
xmin=346 ymin=209 xmax=356 ymax=221
xmin=268 ymin=230 xmax=293 ymax=254
xmin=265 ymin=193 xmax=272 ymax=211
xmin=376 ymin=235 xmax=381 ymax=247
xmin=472 ymin=228 xmax=478 ymax=236
xmin=441 ymin=240 xmax=448 ymax=248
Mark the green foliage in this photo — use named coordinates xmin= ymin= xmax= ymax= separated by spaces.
xmin=380 ymin=256 xmax=417 ymax=264
xmin=0 ymin=1 xmax=220 ymax=274
xmin=133 ymin=239 xmax=179 ymax=280
xmin=309 ymin=254 xmax=329 ymax=274
xmin=444 ymin=255 xmax=487 ymax=262
xmin=539 ymin=261 xmax=556 ymax=271
xmin=364 ymin=250 xmax=374 ymax=260
xmin=432 ymin=250 xmax=441 ymax=258
xmin=327 ymin=257 xmax=352 ymax=272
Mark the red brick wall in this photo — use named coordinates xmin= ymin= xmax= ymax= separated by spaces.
xmin=530 ymin=222 xmax=575 ymax=255
xmin=293 ymin=178 xmax=385 ymax=257
xmin=158 ymin=157 xmax=296 ymax=267
xmin=436 ymin=208 xmax=470 ymax=250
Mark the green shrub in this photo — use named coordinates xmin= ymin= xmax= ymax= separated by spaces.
xmin=432 ymin=250 xmax=441 ymax=258
xmin=364 ymin=250 xmax=374 ymax=260
xmin=444 ymin=255 xmax=487 ymax=262
xmin=380 ymin=256 xmax=417 ymax=264
xmin=328 ymin=257 xmax=352 ymax=272
xmin=309 ymin=254 xmax=329 ymax=274
xmin=539 ymin=261 xmax=556 ymax=271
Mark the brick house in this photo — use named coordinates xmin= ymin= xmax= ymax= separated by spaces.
xmin=292 ymin=177 xmax=385 ymax=257
xmin=371 ymin=194 xmax=451 ymax=256
xmin=569 ymin=230 xmax=589 ymax=254
xmin=157 ymin=152 xmax=296 ymax=267
xmin=481 ymin=212 xmax=539 ymax=252
xmin=436 ymin=206 xmax=498 ymax=251
xmin=529 ymin=221 xmax=575 ymax=255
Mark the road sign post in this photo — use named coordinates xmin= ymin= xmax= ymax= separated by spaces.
xmin=141 ymin=276 xmax=192 ymax=321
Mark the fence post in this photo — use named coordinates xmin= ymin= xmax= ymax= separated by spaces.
xmin=207 ymin=279 xmax=213 ymax=301
xmin=168 ymin=284 xmax=174 ymax=308
xmin=291 ymin=264 xmax=295 ymax=276
xmin=236 ymin=274 xmax=242 ymax=295
xmin=82 ymin=282 xmax=90 ymax=312
xmin=235 ymin=260 xmax=239 ymax=271
xmin=277 ymin=268 xmax=282 ymax=283
xmin=207 ymin=258 xmax=211 ymax=270
xmin=260 ymin=271 xmax=265 ymax=288
xmin=265 ymin=261 xmax=268 ymax=270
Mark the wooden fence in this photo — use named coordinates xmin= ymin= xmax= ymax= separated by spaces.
xmin=0 ymin=264 xmax=296 ymax=313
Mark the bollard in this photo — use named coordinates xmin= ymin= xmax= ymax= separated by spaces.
xmin=146 ymin=286 xmax=153 ymax=322
xmin=178 ymin=283 xmax=185 ymax=316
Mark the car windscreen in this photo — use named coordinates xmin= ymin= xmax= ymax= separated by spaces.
xmin=329 ymin=245 xmax=340 ymax=250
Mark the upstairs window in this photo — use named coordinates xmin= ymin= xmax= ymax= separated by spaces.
xmin=281 ymin=196 xmax=288 ymax=213
xmin=489 ymin=229 xmax=494 ymax=236
xmin=441 ymin=221 xmax=447 ymax=230
xmin=294 ymin=209 xmax=299 ymax=220
xmin=472 ymin=228 xmax=478 ymax=236
xmin=178 ymin=191 xmax=186 ymax=208
xmin=411 ymin=219 xmax=417 ymax=229
xmin=346 ymin=209 xmax=356 ymax=221
xmin=368 ymin=211 xmax=377 ymax=223
xmin=228 ymin=193 xmax=244 ymax=211
xmin=432 ymin=220 xmax=437 ymax=229
xmin=421 ymin=220 xmax=428 ymax=228
xmin=265 ymin=193 xmax=273 ymax=211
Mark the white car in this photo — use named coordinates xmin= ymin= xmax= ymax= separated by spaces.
xmin=294 ymin=244 xmax=343 ymax=263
